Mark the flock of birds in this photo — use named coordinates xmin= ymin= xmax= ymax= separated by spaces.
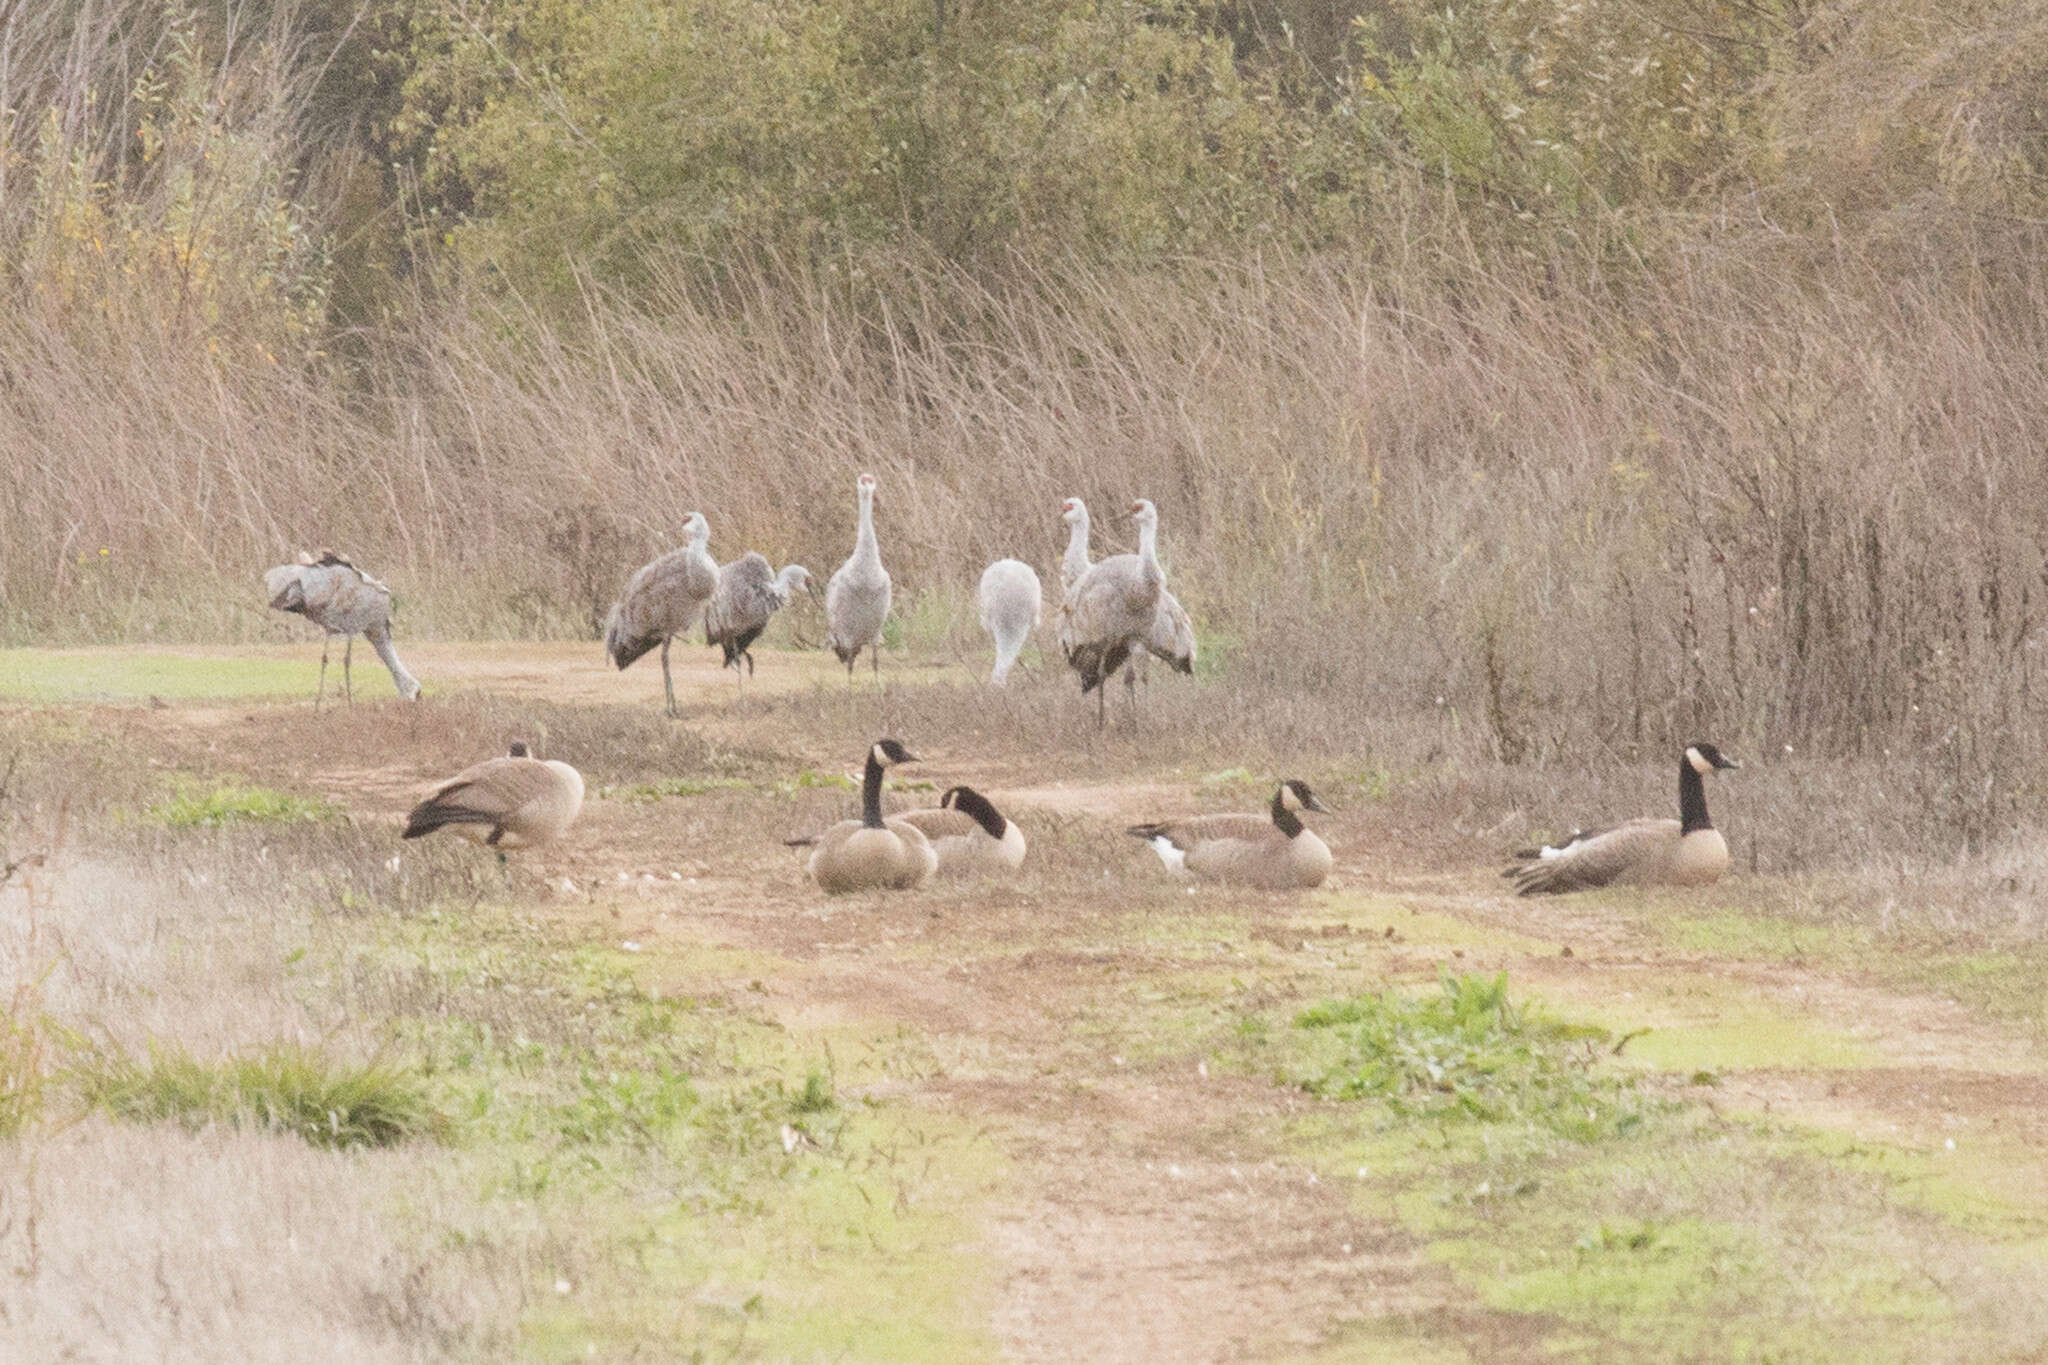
xmin=263 ymin=474 xmax=1743 ymax=898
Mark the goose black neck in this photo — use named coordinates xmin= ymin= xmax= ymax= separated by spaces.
xmin=862 ymin=752 xmax=886 ymax=828
xmin=953 ymin=789 xmax=1006 ymax=840
xmin=1678 ymin=757 xmax=1713 ymax=834
xmin=1271 ymin=788 xmax=1304 ymax=839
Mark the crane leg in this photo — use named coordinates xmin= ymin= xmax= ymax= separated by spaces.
xmin=661 ymin=638 xmax=678 ymax=718
xmin=316 ymin=638 xmax=330 ymax=709
xmin=1124 ymin=659 xmax=1140 ymax=726
xmin=871 ymin=647 xmax=880 ymax=681
xmin=343 ymin=635 xmax=355 ymax=704
xmin=1095 ymin=679 xmax=1107 ymax=730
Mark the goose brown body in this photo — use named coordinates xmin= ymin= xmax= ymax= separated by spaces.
xmin=403 ymin=744 xmax=585 ymax=850
xmin=1128 ymin=781 xmax=1332 ymax=890
xmin=804 ymin=740 xmax=936 ymax=893
xmin=896 ymin=787 xmax=1027 ymax=876
xmin=1507 ymin=743 xmax=1739 ymax=895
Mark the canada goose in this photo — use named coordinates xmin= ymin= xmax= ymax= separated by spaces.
xmin=825 ymin=473 xmax=892 ymax=678
xmin=797 ymin=739 xmax=936 ymax=893
xmin=1059 ymin=497 xmax=1196 ymax=685
xmin=977 ymin=559 xmax=1043 ymax=686
xmin=896 ymin=786 xmax=1028 ymax=876
xmin=705 ymin=554 xmax=813 ymax=679
xmin=605 ymin=512 xmax=721 ymax=717
xmin=1128 ymin=781 xmax=1333 ymax=889
xmin=1059 ymin=499 xmax=1166 ymax=727
xmin=403 ymin=742 xmax=585 ymax=860
xmin=263 ymin=550 xmax=421 ymax=704
xmin=1505 ymin=742 xmax=1741 ymax=895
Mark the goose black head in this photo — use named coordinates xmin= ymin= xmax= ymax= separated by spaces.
xmin=870 ymin=739 xmax=917 ymax=767
xmin=1684 ymin=742 xmax=1740 ymax=774
xmin=1277 ymin=780 xmax=1329 ymax=814
xmin=508 ymin=741 xmax=531 ymax=758
xmin=940 ymin=785 xmax=1006 ymax=836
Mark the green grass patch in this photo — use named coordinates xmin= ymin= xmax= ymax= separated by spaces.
xmin=0 ymin=647 xmax=332 ymax=701
xmin=1277 ymin=971 xmax=1641 ymax=1140
xmin=75 ymin=1040 xmax=444 ymax=1149
xmin=598 ymin=775 xmax=749 ymax=802
xmin=145 ymin=778 xmax=338 ymax=828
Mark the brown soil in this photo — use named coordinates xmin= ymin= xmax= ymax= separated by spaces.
xmin=51 ymin=645 xmax=2048 ymax=1362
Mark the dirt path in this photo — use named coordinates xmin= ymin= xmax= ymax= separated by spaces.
xmin=34 ymin=644 xmax=2048 ymax=1362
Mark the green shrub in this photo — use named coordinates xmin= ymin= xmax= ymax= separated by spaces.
xmin=1291 ymin=970 xmax=1642 ymax=1140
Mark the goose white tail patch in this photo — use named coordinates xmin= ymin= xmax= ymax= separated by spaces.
xmin=1538 ymin=845 xmax=1568 ymax=860
xmin=1147 ymin=836 xmax=1188 ymax=875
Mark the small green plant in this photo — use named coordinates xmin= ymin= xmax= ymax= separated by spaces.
xmin=76 ymin=1040 xmax=444 ymax=1149
xmin=779 ymin=770 xmax=855 ymax=794
xmin=1289 ymin=970 xmax=1643 ymax=1140
xmin=146 ymin=779 xmax=336 ymax=828
xmin=601 ymin=776 xmax=748 ymax=803
xmin=791 ymin=1069 xmax=835 ymax=1116
xmin=0 ymin=973 xmax=54 ymax=1137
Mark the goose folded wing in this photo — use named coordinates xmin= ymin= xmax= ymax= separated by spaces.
xmin=1512 ymin=818 xmax=1677 ymax=893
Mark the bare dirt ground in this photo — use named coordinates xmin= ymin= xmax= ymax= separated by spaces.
xmin=18 ymin=643 xmax=2048 ymax=1361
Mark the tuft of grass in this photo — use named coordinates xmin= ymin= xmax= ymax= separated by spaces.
xmin=0 ymin=972 xmax=54 ymax=1137
xmin=145 ymin=779 xmax=337 ymax=828
xmin=1287 ymin=970 xmax=1641 ymax=1140
xmin=76 ymin=1040 xmax=445 ymax=1149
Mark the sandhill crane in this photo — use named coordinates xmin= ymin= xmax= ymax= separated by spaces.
xmin=403 ymin=741 xmax=585 ymax=865
xmin=605 ymin=512 xmax=718 ymax=717
xmin=825 ymin=472 xmax=892 ymax=679
xmin=977 ymin=559 xmax=1042 ymax=685
xmin=1059 ymin=497 xmax=1196 ymax=694
xmin=263 ymin=550 xmax=421 ymax=705
xmin=1058 ymin=499 xmax=1166 ymax=728
xmin=704 ymin=554 xmax=813 ymax=682
xmin=1505 ymin=743 xmax=1741 ymax=895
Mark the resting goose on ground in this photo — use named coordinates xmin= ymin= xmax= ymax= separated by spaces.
xmin=896 ymin=786 xmax=1027 ymax=877
xmin=796 ymin=740 xmax=936 ymax=893
xmin=1127 ymin=780 xmax=1333 ymax=889
xmin=1505 ymin=741 xmax=1740 ymax=895
xmin=403 ymin=742 xmax=585 ymax=860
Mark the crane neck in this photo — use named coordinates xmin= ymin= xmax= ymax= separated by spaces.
xmin=1678 ymin=757 xmax=1714 ymax=834
xmin=1062 ymin=511 xmax=1092 ymax=581
xmin=854 ymin=491 xmax=880 ymax=563
xmin=1136 ymin=516 xmax=1160 ymax=571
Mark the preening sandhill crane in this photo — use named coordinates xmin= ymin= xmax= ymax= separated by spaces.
xmin=1504 ymin=742 xmax=1741 ymax=895
xmin=605 ymin=512 xmax=718 ymax=717
xmin=825 ymin=472 xmax=892 ymax=679
xmin=1058 ymin=499 xmax=1167 ymax=727
xmin=402 ymin=741 xmax=585 ymax=865
xmin=704 ymin=554 xmax=813 ymax=682
xmin=977 ymin=559 xmax=1042 ymax=685
xmin=263 ymin=550 xmax=422 ymax=705
xmin=1059 ymin=497 xmax=1195 ymax=693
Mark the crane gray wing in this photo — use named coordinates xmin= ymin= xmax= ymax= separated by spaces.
xmin=1146 ymin=590 xmax=1196 ymax=671
xmin=706 ymin=553 xmax=778 ymax=642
